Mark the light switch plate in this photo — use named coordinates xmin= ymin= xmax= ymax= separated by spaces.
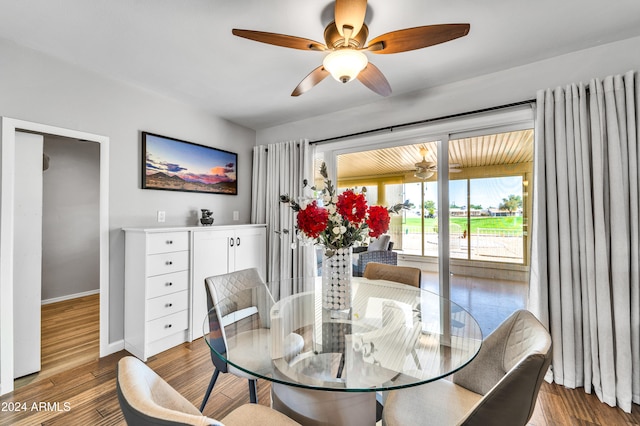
xmin=233 ymin=211 xmax=239 ymax=221
xmin=157 ymin=210 xmax=166 ymax=222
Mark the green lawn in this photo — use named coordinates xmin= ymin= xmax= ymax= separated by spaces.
xmin=404 ymin=216 xmax=523 ymax=233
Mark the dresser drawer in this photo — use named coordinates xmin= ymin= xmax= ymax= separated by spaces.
xmin=147 ymin=310 xmax=189 ymax=342
xmin=147 ymin=232 xmax=189 ymax=254
xmin=147 ymin=251 xmax=189 ymax=276
xmin=147 ymin=291 xmax=189 ymax=321
xmin=147 ymin=270 xmax=189 ymax=299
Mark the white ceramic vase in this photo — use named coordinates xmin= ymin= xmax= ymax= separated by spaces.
xmin=321 ymin=247 xmax=353 ymax=311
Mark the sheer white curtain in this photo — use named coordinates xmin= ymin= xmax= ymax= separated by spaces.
xmin=251 ymin=139 xmax=316 ymax=300
xmin=529 ymin=70 xmax=639 ymax=412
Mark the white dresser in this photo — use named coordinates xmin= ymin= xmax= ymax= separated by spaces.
xmin=123 ymin=224 xmax=266 ymax=360
xmin=123 ymin=229 xmax=190 ymax=361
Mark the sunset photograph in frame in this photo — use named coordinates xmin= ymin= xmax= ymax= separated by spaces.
xmin=142 ymin=132 xmax=237 ymax=195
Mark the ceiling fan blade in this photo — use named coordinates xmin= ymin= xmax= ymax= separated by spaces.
xmin=232 ymin=29 xmax=327 ymax=51
xmin=291 ymin=66 xmax=330 ymax=96
xmin=335 ymin=0 xmax=367 ymax=38
xmin=366 ymin=24 xmax=470 ymax=54
xmin=357 ymin=63 xmax=392 ymax=96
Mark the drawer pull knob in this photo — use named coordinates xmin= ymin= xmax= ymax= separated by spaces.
xmin=165 ymin=324 xmax=172 ymax=328
xmin=166 ymin=261 xmax=173 ymax=265
xmin=166 ymin=282 xmax=173 ymax=286
xmin=166 ymin=303 xmax=173 ymax=308
xmin=166 ymin=240 xmax=173 ymax=244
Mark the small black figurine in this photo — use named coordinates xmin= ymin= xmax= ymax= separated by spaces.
xmin=200 ymin=209 xmax=214 ymax=226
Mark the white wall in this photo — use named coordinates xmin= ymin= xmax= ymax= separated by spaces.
xmin=257 ymin=35 xmax=640 ymax=144
xmin=42 ymin=135 xmax=100 ymax=302
xmin=0 ymin=38 xmax=256 ymax=343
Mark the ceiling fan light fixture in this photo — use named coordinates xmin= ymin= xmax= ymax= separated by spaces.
xmin=323 ymin=49 xmax=368 ymax=83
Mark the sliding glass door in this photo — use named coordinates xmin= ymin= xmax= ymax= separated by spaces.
xmin=331 ymin=126 xmax=533 ymax=336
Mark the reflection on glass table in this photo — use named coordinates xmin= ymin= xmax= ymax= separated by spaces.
xmin=203 ymin=277 xmax=482 ymax=426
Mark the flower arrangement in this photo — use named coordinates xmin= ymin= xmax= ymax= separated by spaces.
xmin=280 ymin=163 xmax=410 ymax=257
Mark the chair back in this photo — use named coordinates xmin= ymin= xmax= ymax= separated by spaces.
xmin=453 ymin=309 xmax=552 ymax=426
xmin=363 ymin=262 xmax=421 ymax=288
xmin=117 ymin=356 xmax=221 ymax=426
xmin=203 ymin=268 xmax=268 ymax=372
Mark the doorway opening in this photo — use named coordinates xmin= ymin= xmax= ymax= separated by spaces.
xmin=14 ymin=135 xmax=101 ymax=389
xmin=0 ymin=118 xmax=109 ymax=396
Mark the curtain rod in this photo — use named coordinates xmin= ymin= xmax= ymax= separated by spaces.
xmin=310 ymin=99 xmax=535 ymax=145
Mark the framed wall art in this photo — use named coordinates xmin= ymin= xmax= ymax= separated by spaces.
xmin=142 ymin=132 xmax=237 ymax=195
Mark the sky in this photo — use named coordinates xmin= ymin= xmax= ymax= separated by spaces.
xmin=144 ymin=133 xmax=236 ymax=184
xmin=405 ymin=176 xmax=523 ymax=210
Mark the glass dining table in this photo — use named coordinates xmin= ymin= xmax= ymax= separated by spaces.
xmin=203 ymin=276 xmax=482 ymax=426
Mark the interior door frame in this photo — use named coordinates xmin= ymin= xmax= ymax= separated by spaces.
xmin=0 ymin=117 xmax=110 ymax=395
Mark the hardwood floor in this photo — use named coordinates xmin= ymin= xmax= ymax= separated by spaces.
xmin=421 ymin=270 xmax=529 ymax=337
xmin=14 ymin=294 xmax=100 ymax=390
xmin=2 ymin=339 xmax=639 ymax=425
xmin=3 ymin=290 xmax=638 ymax=425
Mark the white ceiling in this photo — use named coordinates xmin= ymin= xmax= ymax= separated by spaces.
xmin=1 ymin=0 xmax=640 ymax=131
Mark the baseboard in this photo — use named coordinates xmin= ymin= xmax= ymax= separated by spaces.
xmin=41 ymin=289 xmax=100 ymax=305
xmin=103 ymin=339 xmax=125 ymax=357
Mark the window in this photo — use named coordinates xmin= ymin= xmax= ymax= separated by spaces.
xmin=334 ymin=129 xmax=533 ymax=265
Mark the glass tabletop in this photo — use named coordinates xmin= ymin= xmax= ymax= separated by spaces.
xmin=203 ymin=276 xmax=482 ymax=392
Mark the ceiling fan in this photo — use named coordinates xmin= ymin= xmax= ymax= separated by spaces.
xmin=414 ymin=147 xmax=461 ymax=179
xmin=232 ymin=0 xmax=470 ymax=97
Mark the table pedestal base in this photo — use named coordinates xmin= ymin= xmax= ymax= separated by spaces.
xmin=271 ymin=382 xmax=376 ymax=426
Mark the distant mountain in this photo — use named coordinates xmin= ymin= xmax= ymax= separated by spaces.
xmin=145 ymin=172 xmax=236 ymax=194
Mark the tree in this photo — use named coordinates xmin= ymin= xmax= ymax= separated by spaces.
xmin=470 ymin=204 xmax=482 ymax=210
xmin=499 ymin=194 xmax=522 ymax=215
xmin=424 ymin=200 xmax=436 ymax=218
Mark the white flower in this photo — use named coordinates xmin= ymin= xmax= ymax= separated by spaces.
xmin=327 ymin=205 xmax=337 ymax=214
xmin=323 ymin=194 xmax=331 ymax=203
xmin=332 ymin=226 xmax=341 ymax=235
xmin=299 ymin=199 xmax=310 ymax=209
xmin=340 ymin=226 xmax=347 ymax=234
xmin=332 ymin=195 xmax=339 ymax=203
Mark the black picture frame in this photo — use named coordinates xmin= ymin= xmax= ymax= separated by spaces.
xmin=141 ymin=132 xmax=237 ymax=195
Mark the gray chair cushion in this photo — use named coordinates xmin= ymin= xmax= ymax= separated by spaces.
xmin=383 ymin=379 xmax=482 ymax=426
xmin=117 ymin=356 xmax=301 ymax=426
xmin=117 ymin=356 xmax=221 ymax=426
xmin=368 ymin=234 xmax=391 ymax=251
xmin=221 ymin=404 xmax=301 ymax=426
xmin=382 ymin=310 xmax=552 ymax=426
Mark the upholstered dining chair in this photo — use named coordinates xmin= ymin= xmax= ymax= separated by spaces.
xmin=382 ymin=309 xmax=552 ymax=426
xmin=363 ymin=262 xmax=422 ymax=288
xmin=200 ymin=268 xmax=303 ymax=412
xmin=116 ymin=356 xmax=300 ymax=426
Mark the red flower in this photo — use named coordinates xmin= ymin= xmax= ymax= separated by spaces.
xmin=337 ymin=190 xmax=368 ymax=223
xmin=297 ymin=201 xmax=329 ymax=239
xmin=366 ymin=205 xmax=390 ymax=238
